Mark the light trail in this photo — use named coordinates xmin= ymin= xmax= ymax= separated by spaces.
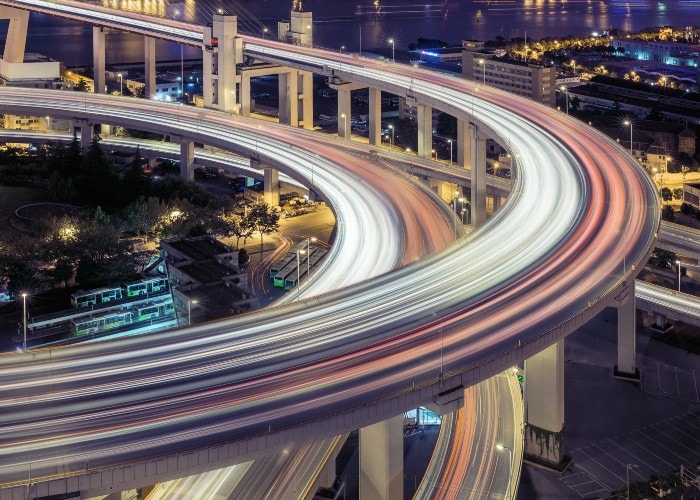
xmin=0 ymin=13 xmax=658 ymax=499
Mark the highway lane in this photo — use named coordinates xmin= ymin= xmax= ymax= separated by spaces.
xmin=0 ymin=33 xmax=658 ymax=500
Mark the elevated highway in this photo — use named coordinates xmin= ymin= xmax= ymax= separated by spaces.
xmin=0 ymin=3 xmax=660 ymax=499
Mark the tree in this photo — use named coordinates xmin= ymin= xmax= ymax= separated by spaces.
xmin=672 ymin=188 xmax=683 ymax=200
xmin=435 ymin=113 xmax=457 ymax=139
xmin=661 ymin=204 xmax=675 ymax=222
xmin=123 ymin=196 xmax=167 ymax=240
xmin=660 ymin=187 xmax=673 ymax=203
xmin=247 ymin=203 xmax=280 ymax=254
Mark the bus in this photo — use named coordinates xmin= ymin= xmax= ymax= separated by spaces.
xmin=70 ymin=287 xmax=123 ymax=308
xmin=135 ymin=302 xmax=175 ymax=321
xmin=125 ymin=277 xmax=169 ymax=297
xmin=71 ymin=311 xmax=133 ymax=337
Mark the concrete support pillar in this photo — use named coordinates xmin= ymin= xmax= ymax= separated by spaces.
xmin=299 ymin=71 xmax=314 ymax=130
xmin=337 ymin=88 xmax=352 ymax=140
xmin=493 ymin=194 xmax=502 ymax=212
xmin=100 ymin=123 xmax=111 ymax=137
xmin=655 ymin=314 xmax=666 ymax=330
xmin=368 ymin=87 xmax=382 ymax=146
xmin=524 ymin=340 xmax=565 ymax=467
xmin=180 ymin=139 xmax=195 ymax=181
xmin=278 ymin=70 xmax=299 ymax=127
xmin=240 ymin=74 xmax=252 ymax=116
xmin=202 ymin=15 xmax=242 ymax=113
xmin=144 ymin=36 xmax=156 ymax=99
xmin=456 ymin=119 xmax=471 ymax=169
xmin=92 ymin=26 xmax=106 ymax=94
xmin=417 ymin=104 xmax=433 ymax=159
xmin=263 ymin=167 xmax=280 ymax=207
xmin=75 ymin=121 xmax=93 ymax=150
xmin=0 ymin=6 xmax=28 ymax=63
xmin=359 ymin=415 xmax=403 ymax=500
xmin=616 ymin=280 xmax=639 ymax=379
xmin=470 ymin=124 xmax=487 ymax=227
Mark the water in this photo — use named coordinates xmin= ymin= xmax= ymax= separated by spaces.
xmin=18 ymin=1 xmax=700 ymax=65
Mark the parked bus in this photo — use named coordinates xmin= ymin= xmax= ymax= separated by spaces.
xmin=70 ymin=287 xmax=123 ymax=308
xmin=71 ymin=311 xmax=133 ymax=336
xmin=125 ymin=277 xmax=169 ymax=297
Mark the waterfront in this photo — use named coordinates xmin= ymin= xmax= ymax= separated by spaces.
xmin=13 ymin=0 xmax=700 ymax=65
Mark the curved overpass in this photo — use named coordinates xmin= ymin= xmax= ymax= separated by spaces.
xmin=0 ymin=19 xmax=658 ymax=500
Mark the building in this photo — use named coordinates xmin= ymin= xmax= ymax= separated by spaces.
xmin=610 ymin=38 xmax=699 ymax=68
xmin=160 ymin=236 xmax=254 ymax=324
xmin=462 ymin=40 xmax=556 ymax=107
xmin=683 ymin=182 xmax=700 ymax=211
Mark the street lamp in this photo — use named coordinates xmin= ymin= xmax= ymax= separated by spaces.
xmin=496 ymin=444 xmax=513 ymax=499
xmin=340 ymin=45 xmax=345 ymax=55
xmin=307 ymin=237 xmax=317 ymax=279
xmin=296 ymin=249 xmax=306 ymax=300
xmin=448 ymin=139 xmax=453 ymax=165
xmin=432 ymin=149 xmax=437 ymax=161
xmin=560 ymin=85 xmax=568 ymax=115
xmin=117 ymin=73 xmax=123 ymax=96
xmin=388 ymin=124 xmax=394 ymax=148
xmin=262 ymin=27 xmax=269 ymax=39
xmin=340 ymin=113 xmax=348 ymax=140
xmin=624 ymin=120 xmax=633 ymax=154
xmin=187 ymin=299 xmax=198 ymax=326
xmin=21 ymin=293 xmax=27 ymax=352
xmin=626 ymin=464 xmax=638 ymax=500
xmin=478 ymin=58 xmax=486 ymax=84
xmin=676 ymin=260 xmax=681 ymax=292
xmin=388 ymin=38 xmax=395 ymax=62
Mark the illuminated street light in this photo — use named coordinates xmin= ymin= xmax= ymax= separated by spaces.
xmin=388 ymin=38 xmax=395 ymax=62
xmin=340 ymin=113 xmax=348 ymax=140
xmin=21 ymin=293 xmax=27 ymax=352
xmin=676 ymin=260 xmax=681 ymax=292
xmin=624 ymin=120 xmax=633 ymax=154
xmin=496 ymin=444 xmax=513 ymax=500
xmin=118 ymin=73 xmax=123 ymax=96
xmin=560 ymin=85 xmax=568 ymax=115
xmin=187 ymin=299 xmax=198 ymax=326
xmin=448 ymin=139 xmax=453 ymax=165
xmin=340 ymin=45 xmax=345 ymax=55
xmin=306 ymin=237 xmax=317 ymax=279
xmin=296 ymin=249 xmax=306 ymax=300
xmin=478 ymin=58 xmax=486 ymax=84
xmin=388 ymin=124 xmax=394 ymax=148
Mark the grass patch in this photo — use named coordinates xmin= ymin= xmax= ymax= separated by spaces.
xmin=0 ymin=185 xmax=48 ymax=242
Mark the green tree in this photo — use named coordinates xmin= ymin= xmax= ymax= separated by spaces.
xmin=123 ymin=196 xmax=167 ymax=240
xmin=661 ymin=204 xmax=675 ymax=222
xmin=672 ymin=187 xmax=683 ymax=200
xmin=247 ymin=203 xmax=280 ymax=254
xmin=660 ymin=187 xmax=673 ymax=203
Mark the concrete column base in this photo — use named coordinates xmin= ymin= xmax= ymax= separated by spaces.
xmin=523 ymin=423 xmax=570 ymax=471
xmin=613 ymin=365 xmax=641 ymax=383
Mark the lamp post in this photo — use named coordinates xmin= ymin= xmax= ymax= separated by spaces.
xmin=448 ymin=139 xmax=453 ymax=165
xmin=296 ymin=249 xmax=306 ymax=300
xmin=478 ymin=58 xmax=486 ymax=84
xmin=340 ymin=113 xmax=348 ymax=140
xmin=340 ymin=45 xmax=345 ymax=55
xmin=307 ymin=237 xmax=317 ymax=279
xmin=626 ymin=464 xmax=638 ymax=500
xmin=432 ymin=149 xmax=437 ymax=161
xmin=624 ymin=120 xmax=633 ymax=154
xmin=388 ymin=124 xmax=394 ymax=148
xmin=187 ymin=299 xmax=198 ymax=326
xmin=388 ymin=38 xmax=395 ymax=62
xmin=117 ymin=73 xmax=123 ymax=96
xmin=21 ymin=293 xmax=27 ymax=352
xmin=560 ymin=85 xmax=568 ymax=115
xmin=496 ymin=444 xmax=513 ymax=499
xmin=262 ymin=27 xmax=269 ymax=39
xmin=676 ymin=260 xmax=681 ymax=292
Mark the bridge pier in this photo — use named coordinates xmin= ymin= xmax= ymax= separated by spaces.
xmin=144 ymin=36 xmax=156 ymax=99
xmin=0 ymin=6 xmax=28 ymax=63
xmin=416 ymin=104 xmax=432 ymax=159
xmin=337 ymin=87 xmax=352 ymax=140
xmin=615 ymin=280 xmax=640 ymax=381
xmin=492 ymin=194 xmax=502 ymax=213
xmin=359 ymin=414 xmax=404 ymax=500
xmin=470 ymin=123 xmax=487 ymax=227
xmin=278 ymin=70 xmax=299 ymax=127
xmin=178 ymin=138 xmax=195 ymax=181
xmin=524 ymin=340 xmax=567 ymax=469
xmin=263 ymin=167 xmax=280 ymax=207
xmin=74 ymin=119 xmax=93 ymax=150
xmin=299 ymin=70 xmax=314 ymax=130
xmin=93 ymin=26 xmax=106 ymax=94
xmin=456 ymin=119 xmax=470 ymax=168
xmin=368 ymin=87 xmax=382 ymax=146
xmin=203 ymin=15 xmax=242 ymax=113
